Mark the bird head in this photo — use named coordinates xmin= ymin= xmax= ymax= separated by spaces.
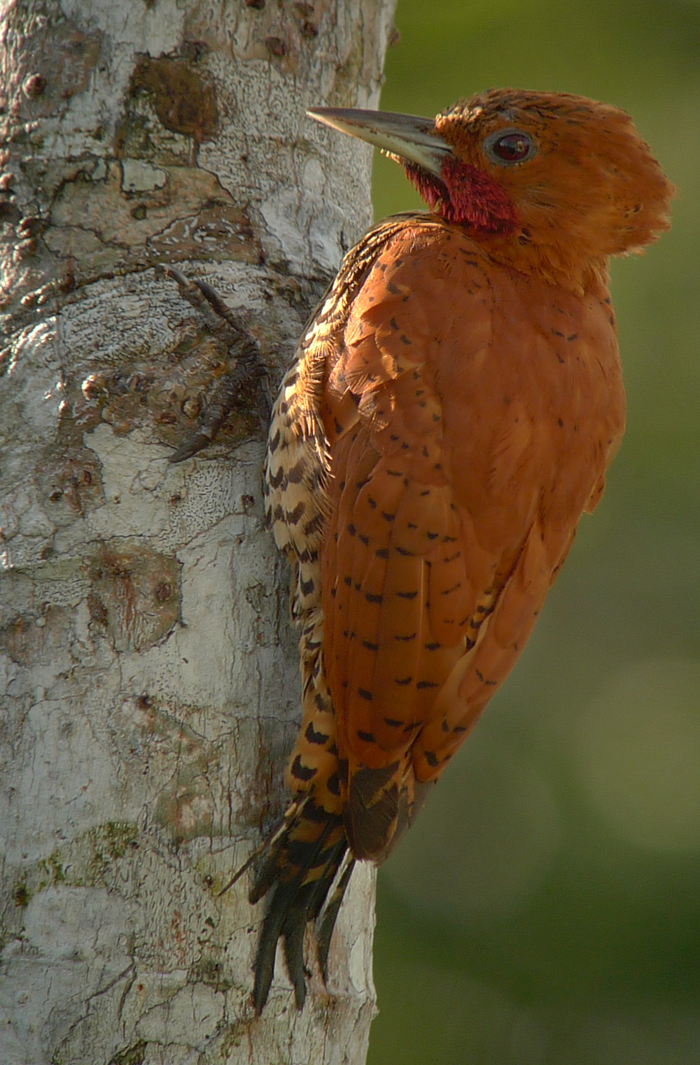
xmin=308 ymin=89 xmax=673 ymax=289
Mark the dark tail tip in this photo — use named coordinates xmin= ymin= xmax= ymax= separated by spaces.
xmin=249 ymin=802 xmax=353 ymax=1012
xmin=252 ymin=878 xmax=315 ymax=1012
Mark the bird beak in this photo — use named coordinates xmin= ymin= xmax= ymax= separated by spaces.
xmin=307 ymin=106 xmax=453 ymax=178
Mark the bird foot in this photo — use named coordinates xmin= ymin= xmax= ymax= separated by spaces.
xmin=157 ymin=265 xmax=271 ymax=462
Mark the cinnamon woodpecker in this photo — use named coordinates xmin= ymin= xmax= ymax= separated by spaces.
xmin=250 ymin=88 xmax=673 ymax=1011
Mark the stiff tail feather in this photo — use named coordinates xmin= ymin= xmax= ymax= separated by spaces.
xmin=225 ymin=796 xmax=355 ymax=1013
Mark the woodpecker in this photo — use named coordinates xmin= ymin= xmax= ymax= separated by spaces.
xmin=252 ymin=88 xmax=673 ymax=1011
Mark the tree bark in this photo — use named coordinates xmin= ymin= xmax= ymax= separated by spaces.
xmin=0 ymin=1 xmax=396 ymax=1062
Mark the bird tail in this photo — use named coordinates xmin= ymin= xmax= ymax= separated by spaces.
xmin=245 ymin=795 xmax=355 ymax=1013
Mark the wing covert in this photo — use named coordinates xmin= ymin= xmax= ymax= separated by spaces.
xmin=321 ymin=228 xmax=497 ymax=777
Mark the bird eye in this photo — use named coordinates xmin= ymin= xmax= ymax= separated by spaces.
xmin=484 ymin=129 xmax=536 ymax=166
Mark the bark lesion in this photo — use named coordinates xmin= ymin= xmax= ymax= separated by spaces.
xmin=86 ymin=541 xmax=182 ymax=653
xmin=55 ymin=268 xmax=270 ymax=463
xmin=128 ymin=54 xmax=220 ymax=148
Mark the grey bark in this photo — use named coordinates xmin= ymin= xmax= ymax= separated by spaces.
xmin=0 ymin=1 xmax=396 ymax=1062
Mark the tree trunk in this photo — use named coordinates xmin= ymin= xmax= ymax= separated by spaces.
xmin=0 ymin=2 xmax=396 ymax=1062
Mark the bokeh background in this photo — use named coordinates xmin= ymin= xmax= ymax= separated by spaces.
xmin=366 ymin=2 xmax=700 ymax=1063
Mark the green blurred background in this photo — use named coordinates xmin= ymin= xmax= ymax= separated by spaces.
xmin=366 ymin=2 xmax=700 ymax=1063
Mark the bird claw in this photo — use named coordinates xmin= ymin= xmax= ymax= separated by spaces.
xmin=157 ymin=266 xmax=271 ymax=463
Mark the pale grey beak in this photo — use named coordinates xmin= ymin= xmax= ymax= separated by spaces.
xmin=307 ymin=106 xmax=453 ymax=178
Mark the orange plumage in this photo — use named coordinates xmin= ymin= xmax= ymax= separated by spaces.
xmin=252 ymin=88 xmax=673 ymax=1011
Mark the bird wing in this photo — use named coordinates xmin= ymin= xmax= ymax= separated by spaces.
xmin=320 ymin=222 xmax=623 ymax=858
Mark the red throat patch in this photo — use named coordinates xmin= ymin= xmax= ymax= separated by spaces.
xmin=405 ymin=156 xmax=519 ymax=234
